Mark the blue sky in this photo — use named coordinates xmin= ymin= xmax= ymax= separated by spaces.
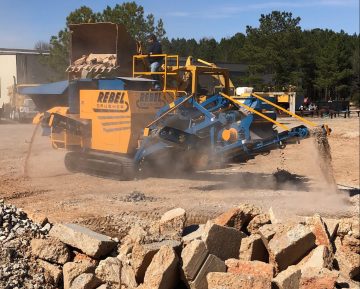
xmin=0 ymin=0 xmax=359 ymax=49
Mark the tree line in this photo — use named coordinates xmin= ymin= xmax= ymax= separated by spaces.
xmin=40 ymin=3 xmax=359 ymax=103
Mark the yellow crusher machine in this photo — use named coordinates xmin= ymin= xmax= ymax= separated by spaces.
xmin=37 ymin=23 xmax=329 ymax=179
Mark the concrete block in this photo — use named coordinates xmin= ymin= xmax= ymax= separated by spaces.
xmin=159 ymin=207 xmax=186 ymax=237
xmin=181 ymin=239 xmax=208 ymax=281
xmin=258 ymin=224 xmax=278 ymax=247
xmin=70 ymin=273 xmax=102 ymax=289
xmin=299 ymin=267 xmax=338 ymax=289
xmin=132 ymin=239 xmax=181 ymax=283
xmin=225 ymin=259 xmax=274 ymax=279
xmin=202 ymin=221 xmax=247 ymax=261
xmin=37 ymin=259 xmax=62 ymax=285
xmin=31 ymin=237 xmax=71 ymax=265
xmin=190 ymin=254 xmax=226 ymax=289
xmin=49 ymin=223 xmax=117 ymax=259
xmin=239 ymin=234 xmax=268 ymax=262
xmin=143 ymin=246 xmax=179 ymax=289
xmin=337 ymin=217 xmax=359 ymax=239
xmin=95 ymin=257 xmax=121 ymax=285
xmin=214 ymin=203 xmax=261 ymax=231
xmin=268 ymin=224 xmax=316 ymax=272
xmin=63 ymin=261 xmax=96 ymax=289
xmin=272 ymin=265 xmax=301 ymax=289
xmin=306 ymin=214 xmax=331 ymax=246
xmin=335 ymin=244 xmax=360 ymax=280
xmin=300 ymin=245 xmax=334 ymax=270
xmin=269 ymin=207 xmax=281 ymax=224
xmin=247 ymin=213 xmax=271 ymax=235
xmin=121 ymin=262 xmax=137 ymax=288
xmin=342 ymin=235 xmax=360 ymax=254
xmin=207 ymin=272 xmax=271 ymax=289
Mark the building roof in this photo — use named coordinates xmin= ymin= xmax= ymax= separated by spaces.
xmin=18 ymin=80 xmax=68 ymax=95
xmin=0 ymin=48 xmax=50 ymax=55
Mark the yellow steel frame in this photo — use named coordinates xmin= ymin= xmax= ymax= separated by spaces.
xmin=220 ymin=92 xmax=289 ymax=130
xmin=133 ymin=54 xmax=179 ymax=91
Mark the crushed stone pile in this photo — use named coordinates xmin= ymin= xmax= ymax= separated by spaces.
xmin=121 ymin=191 xmax=156 ymax=203
xmin=0 ymin=199 xmax=53 ymax=289
xmin=1 ymin=200 xmax=359 ymax=289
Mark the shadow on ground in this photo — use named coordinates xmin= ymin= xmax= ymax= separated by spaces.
xmin=156 ymin=170 xmax=311 ymax=192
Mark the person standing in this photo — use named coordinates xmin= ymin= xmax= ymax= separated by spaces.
xmin=147 ymin=34 xmax=163 ymax=90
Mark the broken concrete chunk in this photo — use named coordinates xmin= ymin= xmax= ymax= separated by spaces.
xmin=190 ymin=254 xmax=226 ymax=289
xmin=247 ymin=213 xmax=271 ymax=235
xmin=123 ymin=224 xmax=147 ymax=245
xmin=37 ymin=259 xmax=62 ymax=286
xmin=73 ymin=251 xmax=98 ymax=265
xmin=95 ymin=257 xmax=121 ymax=285
xmin=258 ymin=223 xmax=278 ymax=247
xmin=225 ymin=259 xmax=274 ymax=279
xmin=214 ymin=203 xmax=261 ymax=231
xmin=306 ymin=214 xmax=331 ymax=246
xmin=31 ymin=237 xmax=71 ymax=264
xmin=299 ymin=267 xmax=338 ymax=289
xmin=132 ymin=239 xmax=181 ymax=283
xmin=121 ymin=262 xmax=138 ymax=289
xmin=268 ymin=224 xmax=316 ymax=272
xmin=49 ymin=223 xmax=117 ymax=258
xmin=335 ymin=244 xmax=360 ymax=280
xmin=239 ymin=234 xmax=268 ymax=262
xmin=143 ymin=245 xmax=179 ymax=289
xmin=181 ymin=239 xmax=208 ymax=281
xmin=272 ymin=265 xmax=301 ymax=289
xmin=63 ymin=261 xmax=96 ymax=289
xmin=207 ymin=272 xmax=271 ymax=289
xmin=337 ymin=217 xmax=360 ymax=239
xmin=202 ymin=221 xmax=247 ymax=261
xmin=299 ymin=245 xmax=334 ymax=271
xmin=269 ymin=207 xmax=281 ymax=224
xmin=183 ymin=224 xmax=204 ymax=244
xmin=342 ymin=235 xmax=360 ymax=254
xmin=70 ymin=273 xmax=102 ymax=289
xmin=159 ymin=207 xmax=186 ymax=237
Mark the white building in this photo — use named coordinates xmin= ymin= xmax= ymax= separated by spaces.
xmin=0 ymin=48 xmax=57 ymax=107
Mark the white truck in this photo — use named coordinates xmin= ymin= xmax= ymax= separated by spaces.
xmin=4 ymin=83 xmax=38 ymax=122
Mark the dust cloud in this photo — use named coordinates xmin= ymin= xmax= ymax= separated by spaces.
xmin=24 ymin=125 xmax=69 ymax=179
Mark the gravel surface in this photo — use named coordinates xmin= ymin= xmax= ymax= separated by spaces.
xmin=0 ymin=200 xmax=53 ymax=289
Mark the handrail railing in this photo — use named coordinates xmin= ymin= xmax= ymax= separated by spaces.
xmin=133 ymin=54 xmax=179 ymax=91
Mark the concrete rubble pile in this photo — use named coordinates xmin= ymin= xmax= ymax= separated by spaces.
xmin=66 ymin=54 xmax=118 ymax=74
xmin=1 ymin=200 xmax=359 ymax=289
xmin=0 ymin=199 xmax=53 ymax=289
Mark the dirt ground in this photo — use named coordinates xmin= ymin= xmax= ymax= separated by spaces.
xmin=0 ymin=117 xmax=359 ymax=238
